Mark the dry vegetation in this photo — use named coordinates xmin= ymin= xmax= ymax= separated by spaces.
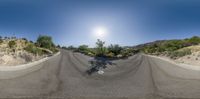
xmin=175 ymin=45 xmax=200 ymax=65
xmin=0 ymin=36 xmax=58 ymax=66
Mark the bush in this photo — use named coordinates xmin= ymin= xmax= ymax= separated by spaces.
xmin=0 ymin=39 xmax=2 ymax=44
xmin=8 ymin=40 xmax=16 ymax=48
xmin=120 ymin=48 xmax=133 ymax=57
xmin=78 ymin=45 xmax=89 ymax=53
xmin=107 ymin=44 xmax=122 ymax=56
xmin=36 ymin=35 xmax=58 ymax=53
xmin=24 ymin=43 xmax=43 ymax=56
xmin=67 ymin=45 xmax=77 ymax=50
xmin=106 ymin=52 xmax=115 ymax=57
xmin=95 ymin=39 xmax=107 ymax=56
xmin=188 ymin=36 xmax=200 ymax=45
xmin=87 ymin=52 xmax=95 ymax=57
xmin=49 ymin=47 xmax=59 ymax=53
xmin=140 ymin=36 xmax=200 ymax=55
xmin=168 ymin=49 xmax=192 ymax=59
xmin=36 ymin=35 xmax=54 ymax=49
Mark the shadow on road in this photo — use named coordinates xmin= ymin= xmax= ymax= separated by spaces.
xmin=86 ymin=56 xmax=116 ymax=75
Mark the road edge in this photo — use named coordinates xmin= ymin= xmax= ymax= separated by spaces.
xmin=0 ymin=52 xmax=60 ymax=79
xmin=147 ymin=54 xmax=200 ymax=71
xmin=0 ymin=52 xmax=61 ymax=71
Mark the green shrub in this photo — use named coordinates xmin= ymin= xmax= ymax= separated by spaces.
xmin=36 ymin=35 xmax=54 ymax=49
xmin=188 ymin=36 xmax=200 ymax=45
xmin=78 ymin=45 xmax=89 ymax=53
xmin=140 ymin=36 xmax=200 ymax=55
xmin=106 ymin=52 xmax=115 ymax=57
xmin=87 ymin=52 xmax=95 ymax=57
xmin=168 ymin=49 xmax=191 ymax=59
xmin=0 ymin=39 xmax=3 ymax=44
xmin=120 ymin=48 xmax=133 ymax=57
xmin=107 ymin=44 xmax=122 ymax=56
xmin=49 ymin=47 xmax=59 ymax=53
xmin=8 ymin=40 xmax=16 ymax=48
xmin=24 ymin=43 xmax=43 ymax=56
xmin=95 ymin=39 xmax=107 ymax=56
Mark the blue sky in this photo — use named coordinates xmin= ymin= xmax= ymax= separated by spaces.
xmin=0 ymin=0 xmax=200 ymax=47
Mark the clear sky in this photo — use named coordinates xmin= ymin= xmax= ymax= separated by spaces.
xmin=0 ymin=0 xmax=200 ymax=47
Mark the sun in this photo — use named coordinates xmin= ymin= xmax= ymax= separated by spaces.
xmin=93 ymin=27 xmax=107 ymax=38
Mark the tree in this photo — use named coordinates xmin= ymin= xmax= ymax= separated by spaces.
xmin=108 ymin=44 xmax=122 ymax=55
xmin=188 ymin=36 xmax=200 ymax=45
xmin=67 ymin=45 xmax=76 ymax=50
xmin=36 ymin=35 xmax=54 ymax=49
xmin=57 ymin=45 xmax=61 ymax=48
xmin=78 ymin=45 xmax=88 ymax=52
xmin=95 ymin=39 xmax=107 ymax=56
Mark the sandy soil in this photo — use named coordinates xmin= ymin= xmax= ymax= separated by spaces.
xmin=175 ymin=52 xmax=200 ymax=66
xmin=157 ymin=54 xmax=200 ymax=66
xmin=0 ymin=52 xmax=45 ymax=66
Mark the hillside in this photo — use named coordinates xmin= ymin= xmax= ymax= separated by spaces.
xmin=132 ymin=36 xmax=200 ymax=65
xmin=0 ymin=36 xmax=58 ymax=66
xmin=173 ymin=45 xmax=200 ymax=66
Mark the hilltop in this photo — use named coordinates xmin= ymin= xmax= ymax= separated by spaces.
xmin=0 ymin=36 xmax=58 ymax=66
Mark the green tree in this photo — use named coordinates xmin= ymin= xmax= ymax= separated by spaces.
xmin=36 ymin=35 xmax=54 ymax=49
xmin=188 ymin=36 xmax=200 ymax=45
xmin=67 ymin=45 xmax=76 ymax=50
xmin=78 ymin=45 xmax=88 ymax=52
xmin=108 ymin=44 xmax=122 ymax=55
xmin=57 ymin=45 xmax=61 ymax=48
xmin=95 ymin=39 xmax=107 ymax=56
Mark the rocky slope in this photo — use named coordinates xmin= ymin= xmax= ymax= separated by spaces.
xmin=0 ymin=38 xmax=48 ymax=66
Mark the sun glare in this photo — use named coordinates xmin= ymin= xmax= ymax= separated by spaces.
xmin=93 ymin=27 xmax=107 ymax=38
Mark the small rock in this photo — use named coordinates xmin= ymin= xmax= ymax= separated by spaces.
xmin=98 ymin=70 xmax=104 ymax=75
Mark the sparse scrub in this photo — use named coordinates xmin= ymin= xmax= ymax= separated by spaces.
xmin=140 ymin=36 xmax=200 ymax=57
xmin=72 ymin=39 xmax=139 ymax=58
xmin=107 ymin=44 xmax=122 ymax=56
xmin=168 ymin=49 xmax=192 ymax=59
xmin=8 ymin=40 xmax=16 ymax=48
xmin=0 ymin=39 xmax=2 ymax=44
xmin=107 ymin=52 xmax=115 ymax=57
xmin=120 ymin=48 xmax=134 ymax=57
xmin=24 ymin=43 xmax=44 ymax=56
